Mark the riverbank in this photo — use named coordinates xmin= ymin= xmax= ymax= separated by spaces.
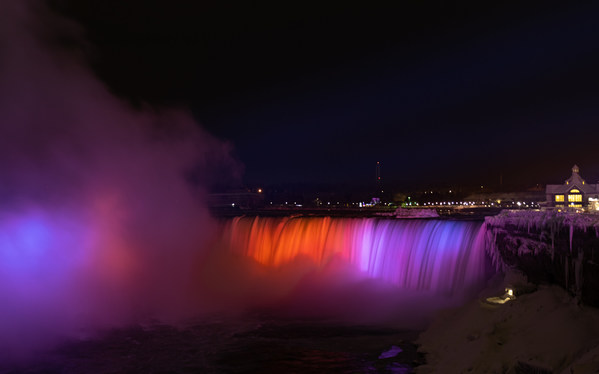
xmin=416 ymin=270 xmax=599 ymax=373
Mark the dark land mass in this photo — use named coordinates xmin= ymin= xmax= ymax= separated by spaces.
xmin=210 ymin=206 xmax=503 ymax=220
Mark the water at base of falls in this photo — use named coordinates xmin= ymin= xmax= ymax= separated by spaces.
xmin=10 ymin=315 xmax=424 ymax=374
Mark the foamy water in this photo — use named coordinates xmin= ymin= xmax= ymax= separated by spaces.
xmin=221 ymin=216 xmax=489 ymax=295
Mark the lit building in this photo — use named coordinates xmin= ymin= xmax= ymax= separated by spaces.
xmin=546 ymin=165 xmax=599 ymax=210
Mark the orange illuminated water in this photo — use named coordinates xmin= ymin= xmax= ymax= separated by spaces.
xmin=221 ymin=216 xmax=488 ymax=295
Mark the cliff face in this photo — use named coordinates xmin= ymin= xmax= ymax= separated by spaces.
xmin=485 ymin=211 xmax=599 ymax=306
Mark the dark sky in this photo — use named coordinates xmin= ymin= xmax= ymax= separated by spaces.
xmin=50 ymin=1 xmax=599 ymax=192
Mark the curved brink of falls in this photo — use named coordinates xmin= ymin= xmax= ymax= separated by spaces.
xmin=222 ymin=217 xmax=489 ymax=296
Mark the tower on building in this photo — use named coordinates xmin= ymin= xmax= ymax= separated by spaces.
xmin=376 ymin=161 xmax=383 ymax=196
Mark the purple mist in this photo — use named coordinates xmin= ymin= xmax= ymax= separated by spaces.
xmin=0 ymin=0 xmax=238 ymax=360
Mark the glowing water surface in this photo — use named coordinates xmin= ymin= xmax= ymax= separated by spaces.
xmin=222 ymin=216 xmax=488 ymax=295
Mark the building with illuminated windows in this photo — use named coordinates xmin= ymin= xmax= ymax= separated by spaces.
xmin=546 ymin=165 xmax=599 ymax=210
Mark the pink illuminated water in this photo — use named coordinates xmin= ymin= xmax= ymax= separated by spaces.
xmin=222 ymin=216 xmax=489 ymax=295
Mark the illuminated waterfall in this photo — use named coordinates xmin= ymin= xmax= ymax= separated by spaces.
xmin=222 ymin=216 xmax=488 ymax=295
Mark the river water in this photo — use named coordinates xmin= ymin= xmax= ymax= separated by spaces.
xmin=9 ymin=314 xmax=423 ymax=373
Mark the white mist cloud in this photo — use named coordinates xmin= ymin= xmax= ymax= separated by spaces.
xmin=0 ymin=0 xmax=238 ymax=361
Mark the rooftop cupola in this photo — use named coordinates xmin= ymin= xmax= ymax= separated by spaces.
xmin=565 ymin=164 xmax=585 ymax=186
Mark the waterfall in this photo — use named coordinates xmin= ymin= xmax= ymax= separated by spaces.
xmin=221 ymin=216 xmax=489 ymax=295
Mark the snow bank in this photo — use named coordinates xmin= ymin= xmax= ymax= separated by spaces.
xmin=416 ymin=271 xmax=599 ymax=373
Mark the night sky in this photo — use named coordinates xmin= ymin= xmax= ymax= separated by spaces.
xmin=50 ymin=1 xmax=599 ymax=192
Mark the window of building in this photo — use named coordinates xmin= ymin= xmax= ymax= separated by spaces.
xmin=568 ymin=194 xmax=582 ymax=202
xmin=570 ymin=189 xmax=580 ymax=193
xmin=555 ymin=195 xmax=564 ymax=202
